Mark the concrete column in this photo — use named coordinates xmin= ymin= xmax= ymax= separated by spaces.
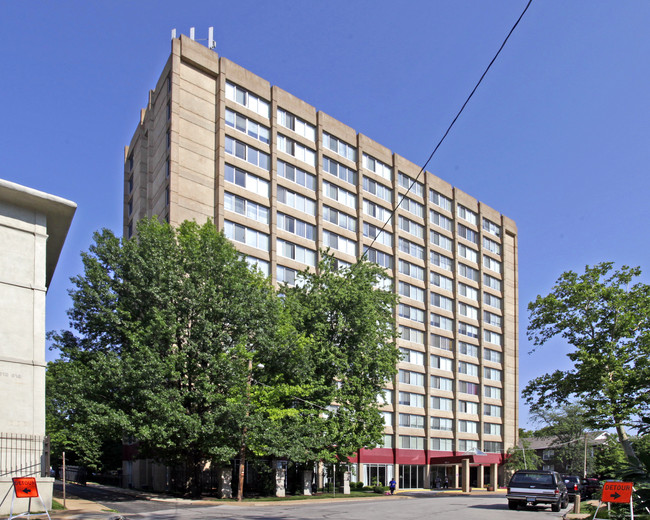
xmin=490 ymin=463 xmax=498 ymax=491
xmin=343 ymin=471 xmax=350 ymax=494
xmin=393 ymin=463 xmax=400 ymax=491
xmin=317 ymin=461 xmax=324 ymax=490
xmin=357 ymin=462 xmax=364 ymax=486
xmin=424 ymin=464 xmax=431 ymax=490
xmin=274 ymin=463 xmax=286 ymax=497
xmin=217 ymin=467 xmax=232 ymax=499
xmin=462 ymin=459 xmax=470 ymax=492
xmin=477 ymin=464 xmax=484 ymax=489
xmin=453 ymin=464 xmax=460 ymax=488
xmin=302 ymin=470 xmax=313 ymax=495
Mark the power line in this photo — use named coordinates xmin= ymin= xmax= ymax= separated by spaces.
xmin=361 ymin=0 xmax=533 ymax=257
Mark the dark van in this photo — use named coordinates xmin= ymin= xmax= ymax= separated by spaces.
xmin=506 ymin=470 xmax=569 ymax=512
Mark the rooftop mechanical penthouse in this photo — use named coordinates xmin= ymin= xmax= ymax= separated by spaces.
xmin=124 ymin=34 xmax=519 ymax=490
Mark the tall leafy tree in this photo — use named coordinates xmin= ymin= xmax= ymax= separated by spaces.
xmin=280 ymin=254 xmax=400 ymax=461
xmin=503 ymin=438 xmax=543 ymax=473
xmin=523 ymin=263 xmax=650 ymax=468
xmin=48 ymin=218 xmax=282 ymax=491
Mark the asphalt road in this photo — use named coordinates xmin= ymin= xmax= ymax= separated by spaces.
xmin=54 ymin=483 xmax=572 ymax=520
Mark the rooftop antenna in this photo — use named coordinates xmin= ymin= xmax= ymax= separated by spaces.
xmin=170 ymin=27 xmax=216 ymax=50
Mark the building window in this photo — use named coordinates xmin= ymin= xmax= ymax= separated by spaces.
xmin=322 ymin=132 xmax=357 ymax=161
xmin=458 ymin=283 xmax=478 ymax=301
xmin=430 ymin=210 xmax=452 ymax=231
xmin=458 ymin=244 xmax=478 ymax=263
xmin=458 ymin=322 xmax=479 ymax=339
xmin=484 ymin=330 xmax=502 ymax=346
xmin=399 ymin=391 xmax=425 ymax=408
xmin=430 ymin=313 xmax=453 ymax=332
xmin=225 ymin=108 xmax=270 ymax=143
xmin=458 ymin=302 xmax=478 ymax=320
xmin=399 ymin=238 xmax=424 ymax=260
xmin=399 ymin=216 xmax=424 ymax=240
xmin=399 ymin=304 xmax=425 ymax=324
xmin=323 ymin=156 xmax=357 ymax=185
xmin=224 ymin=192 xmax=270 ymax=224
xmin=224 ymin=164 xmax=269 ymax=197
xmin=457 ymin=224 xmax=478 ymax=244
xmin=429 ymin=272 xmax=452 ymax=293
xmin=382 ymin=411 xmax=394 ymax=427
xmin=482 ymin=217 xmax=501 ymax=237
xmin=225 ymin=81 xmax=270 ymax=118
xmin=483 ymin=236 xmax=501 ymax=255
xmin=225 ymin=136 xmax=270 ymax=170
xmin=363 ymin=199 xmax=392 ymax=223
xmin=458 ymin=263 xmax=479 ymax=282
xmin=430 ymin=292 xmax=453 ymax=311
xmin=363 ymin=247 xmax=393 ymax=269
xmin=484 ymin=404 xmax=503 ymax=417
xmin=484 ymin=423 xmax=502 ymax=436
xmin=484 ymin=441 xmax=503 ymax=453
xmin=323 ymin=205 xmax=356 ymax=232
xmin=400 ymin=282 xmax=425 ymax=303
xmin=277 ymin=265 xmax=300 ymax=286
xmin=458 ymin=361 xmax=479 ymax=377
xmin=483 ymin=310 xmax=502 ymax=327
xmin=459 ymin=420 xmax=479 ymax=433
xmin=430 ymin=231 xmax=453 ymax=252
xmin=457 ymin=204 xmax=478 ymax=225
xmin=399 ymin=435 xmax=425 ymax=450
xmin=246 ymin=256 xmax=270 ymax=276
xmin=323 ymin=180 xmax=357 ymax=209
xmin=277 ymin=134 xmax=316 ymax=167
xmin=127 ymin=221 xmax=133 ymax=239
xmin=397 ymin=172 xmax=423 ymax=198
xmin=431 ymin=437 xmax=453 ymax=451
xmin=483 ymin=292 xmax=502 ymax=309
xmin=431 ymin=418 xmax=453 ymax=431
xmin=277 ymin=108 xmax=315 ymax=141
xmin=128 ymin=175 xmax=134 ymax=193
xmin=323 ymin=230 xmax=357 ymax=256
xmin=128 ymin=198 xmax=133 ymax=216
xmin=484 ymin=367 xmax=502 ymax=381
xmin=484 ymin=385 xmax=502 ymax=399
xmin=458 ymin=381 xmax=479 ymax=396
xmin=277 ymin=239 xmax=316 ymax=266
xmin=363 ymin=222 xmax=393 ymax=247
xmin=165 ymin=185 xmax=170 ymax=206
xmin=484 ymin=348 xmax=502 ymax=363
xmin=277 ymin=186 xmax=316 ymax=216
xmin=400 ymin=197 xmax=424 ymax=218
xmin=431 ymin=397 xmax=453 ymax=411
xmin=128 ymin=155 xmax=134 ymax=171
xmin=224 ymin=221 xmax=270 ymax=251
xmin=400 ymin=260 xmax=425 ymax=282
xmin=483 ymin=255 xmax=502 ymax=274
xmin=429 ymin=190 xmax=452 ymax=212
xmin=483 ymin=273 xmax=502 ymax=291
xmin=458 ymin=440 xmax=479 ymax=452
xmin=542 ymin=449 xmax=555 ymax=461
xmin=400 ymin=347 xmax=424 ymax=365
xmin=458 ymin=400 xmax=479 ymax=415
xmin=277 ymin=160 xmax=316 ymax=190
xmin=363 ymin=176 xmax=393 ymax=203
xmin=400 ymin=326 xmax=424 ymax=345
xmin=459 ymin=341 xmax=479 ymax=358
xmin=399 ymin=369 xmax=425 ymax=386
xmin=399 ymin=414 xmax=425 ymax=429
xmin=277 ymin=213 xmax=316 ymax=241
xmin=431 ymin=375 xmax=453 ymax=391
xmin=430 ymin=334 xmax=452 ymax=351
xmin=431 ymin=252 xmax=453 ymax=271
xmin=430 ymin=354 xmax=453 ymax=371
xmin=363 ymin=153 xmax=392 ymax=181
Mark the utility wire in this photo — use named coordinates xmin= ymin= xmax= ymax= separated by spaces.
xmin=361 ymin=0 xmax=533 ymax=257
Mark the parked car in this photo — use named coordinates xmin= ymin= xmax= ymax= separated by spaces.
xmin=562 ymin=475 xmax=583 ymax=501
xmin=582 ymin=477 xmax=600 ymax=498
xmin=506 ymin=470 xmax=569 ymax=512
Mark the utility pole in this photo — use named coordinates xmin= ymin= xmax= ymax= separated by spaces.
xmin=237 ymin=358 xmax=253 ymax=502
xmin=583 ymin=433 xmax=588 ymax=478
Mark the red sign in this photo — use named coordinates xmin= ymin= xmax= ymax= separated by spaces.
xmin=13 ymin=477 xmax=39 ymax=498
xmin=602 ymin=482 xmax=633 ymax=503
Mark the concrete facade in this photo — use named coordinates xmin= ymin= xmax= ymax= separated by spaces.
xmin=124 ymin=35 xmax=519 ymax=489
xmin=0 ymin=179 xmax=76 ymax=514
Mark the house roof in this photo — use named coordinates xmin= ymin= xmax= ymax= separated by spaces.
xmin=519 ymin=431 xmax=609 ymax=450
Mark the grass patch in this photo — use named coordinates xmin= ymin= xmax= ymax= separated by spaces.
xmin=51 ymin=499 xmax=65 ymax=510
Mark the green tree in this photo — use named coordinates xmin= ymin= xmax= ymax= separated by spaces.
xmin=280 ymin=253 xmax=400 ymax=461
xmin=523 ymin=263 xmax=650 ymax=469
xmin=503 ymin=438 xmax=543 ymax=473
xmin=593 ymin=435 xmax=628 ymax=479
xmin=533 ymin=404 xmax=591 ymax=475
xmin=48 ymin=218 xmax=283 ymax=492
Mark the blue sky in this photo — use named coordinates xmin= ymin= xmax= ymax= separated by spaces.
xmin=2 ymin=1 xmax=649 ymax=428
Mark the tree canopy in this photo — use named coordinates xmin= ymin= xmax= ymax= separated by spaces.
xmin=523 ymin=262 xmax=650 ymax=467
xmin=47 ymin=218 xmax=399 ymax=490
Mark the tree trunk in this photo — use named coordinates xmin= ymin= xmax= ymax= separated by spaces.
xmin=615 ymin=423 xmax=642 ymax=469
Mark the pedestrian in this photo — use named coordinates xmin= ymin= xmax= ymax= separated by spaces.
xmin=389 ymin=478 xmax=396 ymax=495
xmin=435 ymin=476 xmax=441 ymax=489
xmin=444 ymin=476 xmax=449 ymax=489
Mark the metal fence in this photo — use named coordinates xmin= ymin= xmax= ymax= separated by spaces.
xmin=0 ymin=433 xmax=50 ymax=478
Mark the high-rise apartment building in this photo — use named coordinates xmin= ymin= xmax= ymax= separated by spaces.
xmin=124 ymin=35 xmax=518 ymax=490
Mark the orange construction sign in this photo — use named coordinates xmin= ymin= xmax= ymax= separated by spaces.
xmin=12 ymin=477 xmax=39 ymax=498
xmin=601 ymin=481 xmax=633 ymax=503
